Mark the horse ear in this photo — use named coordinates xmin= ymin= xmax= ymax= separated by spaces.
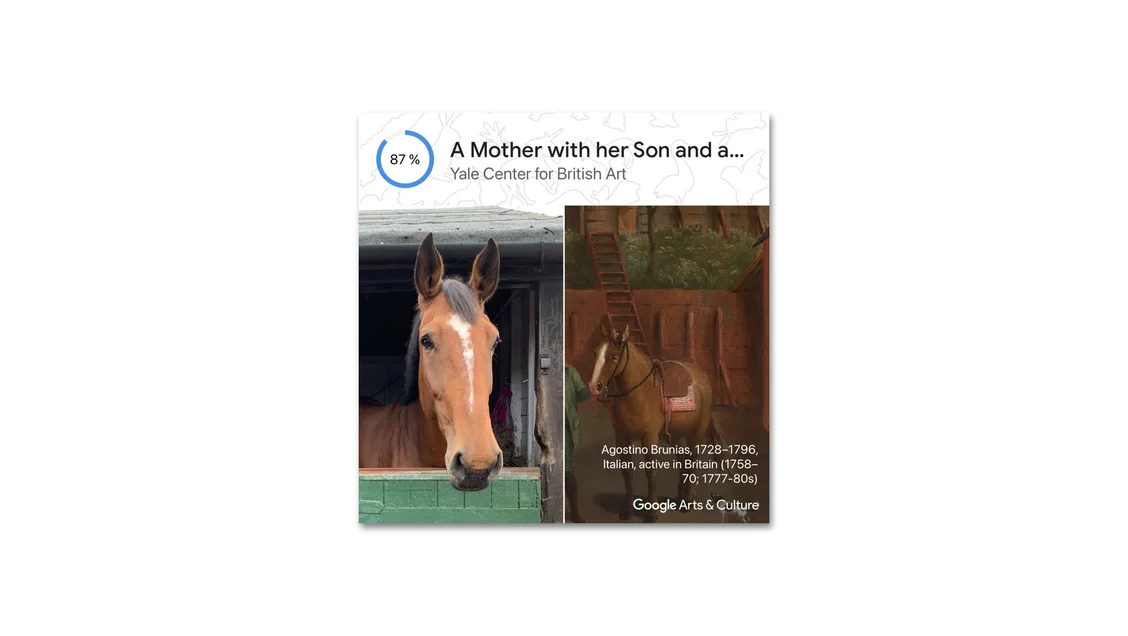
xmin=620 ymin=324 xmax=631 ymax=342
xmin=414 ymin=233 xmax=443 ymax=301
xmin=469 ymin=237 xmax=500 ymax=303
xmin=600 ymin=322 xmax=610 ymax=338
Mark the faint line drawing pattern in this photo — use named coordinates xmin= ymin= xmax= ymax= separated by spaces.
xmin=548 ymin=188 xmax=595 ymax=207
xmin=603 ymin=113 xmax=626 ymax=131
xmin=712 ymin=112 xmax=767 ymax=145
xmin=592 ymin=180 xmax=642 ymax=204
xmin=653 ymin=140 xmax=695 ymax=205
xmin=721 ymin=150 xmax=768 ymax=204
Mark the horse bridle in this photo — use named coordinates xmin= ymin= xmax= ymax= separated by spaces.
xmin=596 ymin=338 xmax=659 ymax=402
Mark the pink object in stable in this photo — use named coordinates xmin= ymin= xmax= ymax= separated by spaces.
xmin=660 ymin=383 xmax=697 ymax=413
xmin=491 ymin=385 xmax=512 ymax=424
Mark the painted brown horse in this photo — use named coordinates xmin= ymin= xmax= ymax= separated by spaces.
xmin=359 ymin=233 xmax=504 ymax=491
xmin=588 ymin=324 xmax=719 ymax=522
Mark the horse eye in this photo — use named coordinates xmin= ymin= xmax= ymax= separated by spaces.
xmin=612 ymin=354 xmax=619 ymax=360
xmin=420 ymin=335 xmax=434 ymax=350
xmin=493 ymin=337 xmax=502 ymax=349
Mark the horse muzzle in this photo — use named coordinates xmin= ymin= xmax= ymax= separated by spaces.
xmin=449 ymin=451 xmax=503 ymax=491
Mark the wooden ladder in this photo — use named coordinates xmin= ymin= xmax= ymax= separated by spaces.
xmin=586 ymin=232 xmax=650 ymax=356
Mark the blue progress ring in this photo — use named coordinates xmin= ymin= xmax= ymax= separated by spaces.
xmin=377 ymin=130 xmax=435 ymax=188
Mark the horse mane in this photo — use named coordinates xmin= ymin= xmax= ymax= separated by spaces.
xmin=623 ymin=338 xmax=653 ymax=362
xmin=399 ymin=278 xmax=480 ymax=404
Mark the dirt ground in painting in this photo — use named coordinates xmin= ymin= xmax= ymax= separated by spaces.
xmin=568 ymin=404 xmax=769 ymax=524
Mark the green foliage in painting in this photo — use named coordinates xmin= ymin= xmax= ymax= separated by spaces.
xmin=566 ymin=226 xmax=762 ymax=290
xmin=565 ymin=231 xmax=598 ymax=288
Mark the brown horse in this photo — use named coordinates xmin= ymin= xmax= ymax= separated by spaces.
xmin=359 ymin=233 xmax=504 ymax=491
xmin=587 ymin=324 xmax=718 ymax=522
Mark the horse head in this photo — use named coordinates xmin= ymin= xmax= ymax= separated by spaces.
xmin=412 ymin=233 xmax=503 ymax=491
xmin=588 ymin=322 xmax=631 ymax=398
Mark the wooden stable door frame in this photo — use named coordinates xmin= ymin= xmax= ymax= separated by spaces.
xmin=505 ymin=287 xmax=539 ymax=465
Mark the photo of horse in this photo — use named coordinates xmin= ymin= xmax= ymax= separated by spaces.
xmin=565 ymin=205 xmax=769 ymax=523
xmin=359 ymin=207 xmax=565 ymax=524
xmin=359 ymin=233 xmax=504 ymax=491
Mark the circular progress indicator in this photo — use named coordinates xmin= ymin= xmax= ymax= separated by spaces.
xmin=376 ymin=130 xmax=435 ymax=188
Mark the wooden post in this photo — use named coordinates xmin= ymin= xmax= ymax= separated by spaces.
xmin=712 ymin=308 xmax=721 ymax=383
xmin=685 ymin=311 xmax=697 ymax=365
xmin=618 ymin=206 xmax=638 ymax=235
xmin=761 ymin=239 xmax=769 ymax=431
xmin=567 ymin=312 xmax=576 ymax=360
xmin=537 ymin=280 xmax=564 ymax=523
xmin=509 ymin=295 xmax=523 ymax=451
xmin=716 ymin=306 xmax=734 ymax=405
xmin=526 ymin=289 xmax=538 ymax=463
xmin=717 ymin=206 xmax=731 ymax=238
xmin=656 ymin=310 xmax=665 ymax=360
xmin=647 ymin=206 xmax=657 ymax=275
xmin=715 ymin=307 xmax=722 ymax=384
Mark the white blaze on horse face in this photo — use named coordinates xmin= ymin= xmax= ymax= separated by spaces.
xmin=592 ymin=343 xmax=609 ymax=383
xmin=448 ymin=314 xmax=475 ymax=408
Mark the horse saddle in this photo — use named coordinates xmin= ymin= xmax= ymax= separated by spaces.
xmin=655 ymin=360 xmax=696 ymax=414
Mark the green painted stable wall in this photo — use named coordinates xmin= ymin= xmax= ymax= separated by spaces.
xmin=359 ymin=472 xmax=541 ymax=524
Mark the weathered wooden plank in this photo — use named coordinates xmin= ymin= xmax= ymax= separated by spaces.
xmin=358 ymin=479 xmax=384 ymax=501
xmin=464 ymin=489 xmax=492 ymax=509
xmin=358 ymin=500 xmax=385 ymax=515
xmin=384 ymin=481 xmax=437 ymax=509
xmin=437 ymin=483 xmax=465 ymax=508
xmin=519 ymin=481 xmax=540 ymax=509
xmin=538 ymin=278 xmax=565 ymax=523
xmin=363 ymin=508 xmax=540 ymax=524
xmin=491 ymin=479 xmax=521 ymax=509
xmin=360 ymin=470 xmax=542 ymax=523
xmin=510 ymin=295 xmax=525 ymax=458
xmin=359 ymin=468 xmax=540 ymax=479
xmin=526 ymin=288 xmax=538 ymax=462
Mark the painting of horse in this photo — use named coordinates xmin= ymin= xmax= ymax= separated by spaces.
xmin=359 ymin=233 xmax=504 ymax=492
xmin=587 ymin=323 xmax=720 ymax=522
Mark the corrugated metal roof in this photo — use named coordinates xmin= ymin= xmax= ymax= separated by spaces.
xmin=359 ymin=206 xmax=562 ymax=246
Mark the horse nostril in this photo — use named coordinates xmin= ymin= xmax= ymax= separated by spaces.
xmin=448 ymin=448 xmax=466 ymax=473
xmin=448 ymin=451 xmax=500 ymax=492
xmin=596 ymin=382 xmax=604 ymax=391
xmin=452 ymin=452 xmax=469 ymax=471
